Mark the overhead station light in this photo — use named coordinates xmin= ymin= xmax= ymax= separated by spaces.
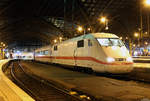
xmin=145 ymin=0 xmax=150 ymax=6
xmin=54 ymin=39 xmax=57 ymax=43
xmin=100 ymin=17 xmax=107 ymax=23
xmin=134 ymin=32 xmax=139 ymax=38
xmin=77 ymin=26 xmax=83 ymax=32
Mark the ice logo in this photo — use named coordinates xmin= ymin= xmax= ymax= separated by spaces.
xmin=141 ymin=98 xmax=150 ymax=101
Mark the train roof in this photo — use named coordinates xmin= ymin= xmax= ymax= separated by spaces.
xmin=91 ymin=33 xmax=119 ymax=38
xmin=65 ymin=33 xmax=119 ymax=42
xmin=37 ymin=33 xmax=119 ymax=47
xmin=35 ymin=45 xmax=51 ymax=52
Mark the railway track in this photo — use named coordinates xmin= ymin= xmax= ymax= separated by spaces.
xmin=7 ymin=61 xmax=91 ymax=101
xmin=6 ymin=60 xmax=150 ymax=101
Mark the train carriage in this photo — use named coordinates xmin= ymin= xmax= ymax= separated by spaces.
xmin=35 ymin=45 xmax=52 ymax=63
xmin=35 ymin=33 xmax=133 ymax=74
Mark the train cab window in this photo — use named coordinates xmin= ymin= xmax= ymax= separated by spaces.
xmin=77 ymin=40 xmax=84 ymax=48
xmin=88 ymin=39 xmax=92 ymax=47
xmin=54 ymin=46 xmax=58 ymax=51
xmin=97 ymin=38 xmax=124 ymax=47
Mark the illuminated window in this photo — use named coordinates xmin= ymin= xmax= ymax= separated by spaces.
xmin=97 ymin=38 xmax=124 ymax=46
xmin=44 ymin=50 xmax=49 ymax=55
xmin=41 ymin=51 xmax=43 ymax=54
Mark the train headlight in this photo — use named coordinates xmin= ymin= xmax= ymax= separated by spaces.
xmin=107 ymin=57 xmax=115 ymax=63
xmin=127 ymin=57 xmax=133 ymax=62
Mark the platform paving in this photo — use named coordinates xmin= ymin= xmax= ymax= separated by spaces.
xmin=133 ymin=56 xmax=150 ymax=63
xmin=134 ymin=63 xmax=150 ymax=68
xmin=0 ymin=60 xmax=34 ymax=101
xmin=21 ymin=61 xmax=150 ymax=101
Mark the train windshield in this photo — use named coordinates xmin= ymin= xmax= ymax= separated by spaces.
xmin=97 ymin=38 xmax=124 ymax=47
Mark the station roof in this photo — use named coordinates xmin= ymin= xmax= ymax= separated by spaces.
xmin=0 ymin=0 xmax=142 ymax=47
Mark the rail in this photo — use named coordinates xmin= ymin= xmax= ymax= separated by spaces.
xmin=9 ymin=61 xmax=88 ymax=101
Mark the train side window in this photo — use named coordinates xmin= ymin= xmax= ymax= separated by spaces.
xmin=54 ymin=46 xmax=57 ymax=51
xmin=77 ymin=40 xmax=84 ymax=48
xmin=88 ymin=39 xmax=92 ymax=47
xmin=40 ymin=51 xmax=43 ymax=55
xmin=44 ymin=50 xmax=49 ymax=55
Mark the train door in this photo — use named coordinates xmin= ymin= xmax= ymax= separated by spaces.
xmin=74 ymin=46 xmax=77 ymax=66
xmin=74 ymin=40 xmax=85 ymax=66
xmin=49 ymin=48 xmax=52 ymax=63
xmin=87 ymin=39 xmax=92 ymax=56
xmin=87 ymin=39 xmax=94 ymax=67
xmin=52 ymin=45 xmax=58 ymax=63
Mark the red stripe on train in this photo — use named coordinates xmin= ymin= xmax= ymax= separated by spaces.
xmin=35 ymin=56 xmax=133 ymax=65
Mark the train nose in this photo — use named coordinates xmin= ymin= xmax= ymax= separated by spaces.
xmin=103 ymin=46 xmax=130 ymax=58
xmin=105 ymin=64 xmax=134 ymax=74
xmin=106 ymin=57 xmax=133 ymax=63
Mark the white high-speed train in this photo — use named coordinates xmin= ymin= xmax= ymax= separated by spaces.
xmin=35 ymin=33 xmax=133 ymax=74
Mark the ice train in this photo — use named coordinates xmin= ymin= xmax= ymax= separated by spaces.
xmin=35 ymin=33 xmax=133 ymax=74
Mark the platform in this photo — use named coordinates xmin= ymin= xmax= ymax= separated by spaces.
xmin=134 ymin=63 xmax=150 ymax=68
xmin=133 ymin=56 xmax=150 ymax=69
xmin=21 ymin=61 xmax=150 ymax=101
xmin=133 ymin=56 xmax=150 ymax=63
xmin=0 ymin=60 xmax=34 ymax=101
